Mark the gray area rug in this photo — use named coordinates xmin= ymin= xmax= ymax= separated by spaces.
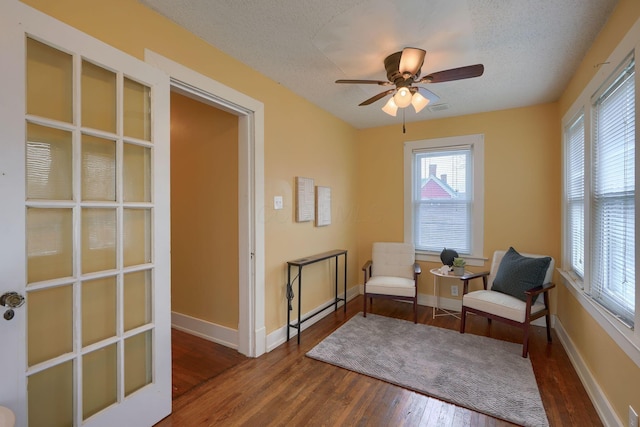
xmin=306 ymin=313 xmax=548 ymax=427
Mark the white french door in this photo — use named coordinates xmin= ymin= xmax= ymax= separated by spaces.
xmin=0 ymin=2 xmax=171 ymax=426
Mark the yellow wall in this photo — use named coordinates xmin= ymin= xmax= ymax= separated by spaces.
xmin=556 ymin=0 xmax=640 ymax=422
xmin=20 ymin=0 xmax=360 ymax=335
xmin=170 ymin=92 xmax=239 ymax=329
xmin=356 ymin=103 xmax=561 ymax=298
xmin=264 ymin=94 xmax=359 ymax=330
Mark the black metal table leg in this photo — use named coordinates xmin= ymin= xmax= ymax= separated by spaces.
xmin=297 ymin=266 xmax=302 ymax=344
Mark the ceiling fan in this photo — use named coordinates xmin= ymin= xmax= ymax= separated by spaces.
xmin=335 ymin=47 xmax=484 ymax=116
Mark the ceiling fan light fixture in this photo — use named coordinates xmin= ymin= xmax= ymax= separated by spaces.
xmin=382 ymin=97 xmax=398 ymax=116
xmin=411 ymin=91 xmax=430 ymax=113
xmin=393 ymin=87 xmax=412 ymax=108
xmin=399 ymin=47 xmax=426 ymax=77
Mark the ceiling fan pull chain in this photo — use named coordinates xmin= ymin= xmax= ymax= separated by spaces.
xmin=402 ymin=109 xmax=406 ymax=134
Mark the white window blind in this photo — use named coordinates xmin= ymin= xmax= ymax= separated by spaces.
xmin=566 ymin=114 xmax=585 ymax=280
xmin=590 ymin=53 xmax=635 ymax=327
xmin=413 ymin=146 xmax=472 ymax=254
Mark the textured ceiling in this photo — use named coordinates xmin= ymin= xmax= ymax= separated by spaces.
xmin=140 ymin=0 xmax=618 ymax=129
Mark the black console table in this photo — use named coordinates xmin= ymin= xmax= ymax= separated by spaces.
xmin=286 ymin=249 xmax=347 ymax=344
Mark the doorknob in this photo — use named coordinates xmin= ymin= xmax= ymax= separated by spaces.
xmin=1 ymin=292 xmax=25 ymax=308
xmin=1 ymin=291 xmax=25 ymax=321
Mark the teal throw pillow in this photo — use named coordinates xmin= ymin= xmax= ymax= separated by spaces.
xmin=491 ymin=247 xmax=551 ymax=303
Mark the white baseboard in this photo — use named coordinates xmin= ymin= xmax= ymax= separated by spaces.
xmin=254 ymin=325 xmax=267 ymax=357
xmin=266 ymin=286 xmax=360 ymax=352
xmin=554 ymin=319 xmax=621 ymax=427
xmin=171 ymin=311 xmax=238 ymax=350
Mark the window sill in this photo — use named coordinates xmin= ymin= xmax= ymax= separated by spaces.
xmin=416 ymin=251 xmax=488 ymax=267
xmin=557 ymin=268 xmax=640 ymax=368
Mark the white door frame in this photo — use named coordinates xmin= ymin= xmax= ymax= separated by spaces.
xmin=145 ymin=51 xmax=266 ymax=357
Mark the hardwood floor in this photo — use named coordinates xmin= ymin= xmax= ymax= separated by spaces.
xmin=157 ymin=296 xmax=602 ymax=426
xmin=171 ymin=328 xmax=248 ymax=400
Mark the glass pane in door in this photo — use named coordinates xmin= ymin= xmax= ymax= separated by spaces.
xmin=28 ymin=360 xmax=74 ymax=427
xmin=124 ymin=331 xmax=152 ymax=396
xmin=123 ymin=143 xmax=151 ymax=202
xmin=124 ymin=78 xmax=151 ymax=141
xmin=82 ymin=276 xmax=117 ymax=346
xmin=26 ymin=123 xmax=73 ymax=200
xmin=123 ymin=208 xmax=151 ymax=266
xmin=81 ymin=208 xmax=117 ymax=273
xmin=124 ymin=270 xmax=152 ymax=331
xmin=82 ymin=134 xmax=116 ymax=201
xmin=27 ymin=285 xmax=73 ymax=366
xmin=83 ymin=344 xmax=117 ymax=420
xmin=26 ymin=208 xmax=73 ymax=283
xmin=26 ymin=37 xmax=73 ymax=123
xmin=81 ymin=60 xmax=116 ymax=133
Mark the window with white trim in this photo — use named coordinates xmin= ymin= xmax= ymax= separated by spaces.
xmin=404 ymin=135 xmax=484 ymax=265
xmin=563 ymin=52 xmax=636 ymax=327
xmin=591 ymin=53 xmax=635 ymax=326
xmin=565 ymin=112 xmax=585 ymax=282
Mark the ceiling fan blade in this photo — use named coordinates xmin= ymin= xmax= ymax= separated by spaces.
xmin=335 ymin=79 xmax=392 ymax=86
xmin=415 ymin=87 xmax=440 ymax=104
xmin=399 ymin=47 xmax=426 ymax=77
xmin=359 ymin=89 xmax=395 ymax=106
xmin=419 ymin=64 xmax=484 ymax=84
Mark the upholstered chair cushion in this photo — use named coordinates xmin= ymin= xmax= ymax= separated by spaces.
xmin=365 ymin=276 xmax=416 ymax=298
xmin=461 ymin=290 xmax=546 ymax=322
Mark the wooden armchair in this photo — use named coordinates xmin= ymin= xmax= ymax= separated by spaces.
xmin=459 ymin=248 xmax=555 ymax=357
xmin=362 ymin=242 xmax=421 ymax=323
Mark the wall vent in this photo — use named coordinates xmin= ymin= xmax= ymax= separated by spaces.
xmin=428 ymin=103 xmax=450 ymax=112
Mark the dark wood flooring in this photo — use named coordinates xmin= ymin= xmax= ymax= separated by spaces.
xmin=158 ymin=296 xmax=602 ymax=426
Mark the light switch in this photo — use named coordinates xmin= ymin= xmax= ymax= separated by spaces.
xmin=274 ymin=196 xmax=284 ymax=210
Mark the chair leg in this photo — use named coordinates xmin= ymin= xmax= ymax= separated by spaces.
xmin=522 ymin=322 xmax=530 ymax=358
xmin=460 ymin=307 xmax=467 ymax=333
xmin=413 ymin=297 xmax=417 ymax=324
xmin=544 ymin=291 xmax=552 ymax=343
xmin=545 ymin=312 xmax=552 ymax=343
xmin=363 ymin=293 xmax=367 ymax=317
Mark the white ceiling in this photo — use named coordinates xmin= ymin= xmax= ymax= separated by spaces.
xmin=140 ymin=0 xmax=618 ymax=129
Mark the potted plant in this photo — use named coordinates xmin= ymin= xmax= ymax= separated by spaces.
xmin=452 ymin=257 xmax=466 ymax=275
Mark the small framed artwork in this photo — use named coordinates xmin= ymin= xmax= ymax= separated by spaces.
xmin=295 ymin=176 xmax=315 ymax=222
xmin=315 ymin=186 xmax=331 ymax=227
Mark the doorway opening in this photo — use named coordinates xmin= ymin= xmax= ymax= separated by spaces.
xmin=145 ymin=50 xmax=266 ymax=358
xmin=169 ymin=90 xmax=240 ymax=347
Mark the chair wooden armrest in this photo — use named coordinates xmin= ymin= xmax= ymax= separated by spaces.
xmin=524 ymin=282 xmax=556 ymax=297
xmin=362 ymin=260 xmax=372 ymax=283
xmin=460 ymin=271 xmax=490 ymax=294
xmin=524 ymin=282 xmax=556 ymax=321
xmin=413 ymin=263 xmax=422 ymax=275
xmin=459 ymin=271 xmax=490 ymax=281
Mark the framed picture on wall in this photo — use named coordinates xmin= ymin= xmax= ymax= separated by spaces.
xmin=295 ymin=176 xmax=315 ymax=222
xmin=315 ymin=186 xmax=331 ymax=227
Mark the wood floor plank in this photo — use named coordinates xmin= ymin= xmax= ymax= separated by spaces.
xmin=157 ymin=296 xmax=602 ymax=426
